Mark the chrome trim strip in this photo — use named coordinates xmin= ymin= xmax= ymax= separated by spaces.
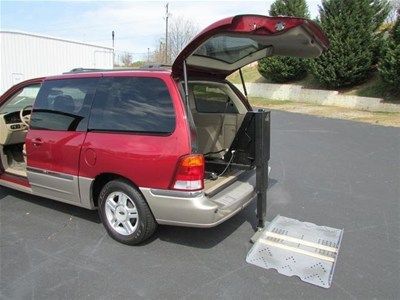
xmin=26 ymin=167 xmax=74 ymax=180
xmin=0 ymin=179 xmax=33 ymax=194
xmin=149 ymin=188 xmax=204 ymax=198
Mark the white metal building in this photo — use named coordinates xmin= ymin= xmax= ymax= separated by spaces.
xmin=0 ymin=31 xmax=114 ymax=94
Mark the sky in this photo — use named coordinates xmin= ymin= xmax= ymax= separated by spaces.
xmin=1 ymin=0 xmax=322 ymax=60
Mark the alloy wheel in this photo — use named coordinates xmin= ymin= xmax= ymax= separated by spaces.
xmin=105 ymin=191 xmax=139 ymax=236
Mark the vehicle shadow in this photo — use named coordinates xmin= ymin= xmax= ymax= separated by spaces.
xmin=0 ymin=178 xmax=278 ymax=249
xmin=0 ymin=186 xmax=101 ymax=224
xmin=151 ymin=201 xmax=259 ymax=249
xmin=148 ymin=179 xmax=278 ymax=249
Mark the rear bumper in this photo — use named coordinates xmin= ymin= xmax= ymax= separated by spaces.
xmin=140 ymin=171 xmax=256 ymax=228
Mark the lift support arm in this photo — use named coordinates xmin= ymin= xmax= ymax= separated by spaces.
xmin=254 ymin=110 xmax=271 ymax=231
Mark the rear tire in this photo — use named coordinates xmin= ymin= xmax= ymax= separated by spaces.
xmin=98 ymin=179 xmax=157 ymax=245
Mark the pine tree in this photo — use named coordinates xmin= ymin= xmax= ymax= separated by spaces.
xmin=257 ymin=0 xmax=310 ymax=83
xmin=270 ymin=0 xmax=310 ymax=18
xmin=379 ymin=16 xmax=400 ymax=92
xmin=309 ymin=0 xmax=390 ymax=89
xmin=393 ymin=16 xmax=400 ymax=43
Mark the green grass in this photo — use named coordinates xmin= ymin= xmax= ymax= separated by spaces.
xmin=228 ymin=65 xmax=319 ymax=86
xmin=346 ymin=75 xmax=400 ymax=102
xmin=228 ymin=65 xmax=268 ymax=84
xmin=228 ymin=65 xmax=400 ymax=102
xmin=248 ymin=97 xmax=295 ymax=107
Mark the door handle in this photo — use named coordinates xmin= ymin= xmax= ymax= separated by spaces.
xmin=33 ymin=138 xmax=43 ymax=146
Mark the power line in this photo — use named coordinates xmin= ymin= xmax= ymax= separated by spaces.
xmin=87 ymin=33 xmax=162 ymax=43
xmin=32 ymin=19 xmax=147 ymax=33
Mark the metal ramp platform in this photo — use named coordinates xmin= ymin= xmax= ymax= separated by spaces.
xmin=246 ymin=215 xmax=343 ymax=288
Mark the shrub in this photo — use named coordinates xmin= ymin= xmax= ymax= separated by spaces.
xmin=308 ymin=0 xmax=390 ymax=89
xmin=258 ymin=0 xmax=310 ymax=83
xmin=258 ymin=57 xmax=308 ymax=83
xmin=379 ymin=17 xmax=400 ymax=91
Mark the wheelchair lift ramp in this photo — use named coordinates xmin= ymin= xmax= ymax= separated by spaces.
xmin=246 ymin=215 xmax=343 ymax=288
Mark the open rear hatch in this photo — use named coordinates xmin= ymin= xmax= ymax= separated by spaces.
xmin=172 ymin=14 xmax=329 ymax=78
xmin=173 ymin=15 xmax=328 ymax=195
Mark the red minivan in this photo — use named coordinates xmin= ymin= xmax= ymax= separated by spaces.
xmin=0 ymin=15 xmax=328 ymax=244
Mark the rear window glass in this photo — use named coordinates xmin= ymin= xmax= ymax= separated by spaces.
xmin=31 ymin=78 xmax=99 ymax=131
xmin=190 ymin=83 xmax=238 ymax=113
xmin=88 ymin=77 xmax=175 ymax=134
xmin=193 ymin=35 xmax=268 ymax=64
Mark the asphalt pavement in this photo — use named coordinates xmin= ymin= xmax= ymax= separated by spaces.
xmin=1 ymin=111 xmax=399 ymax=299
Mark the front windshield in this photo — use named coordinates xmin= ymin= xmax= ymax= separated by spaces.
xmin=0 ymin=84 xmax=41 ymax=114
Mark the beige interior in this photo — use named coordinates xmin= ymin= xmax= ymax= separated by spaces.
xmin=0 ymin=116 xmax=28 ymax=145
xmin=192 ymin=113 xmax=246 ymax=155
xmin=0 ymin=114 xmax=28 ymax=177
xmin=2 ymin=144 xmax=26 ymax=177
xmin=188 ymin=81 xmax=247 ymax=156
xmin=204 ymin=169 xmax=244 ymax=194
xmin=186 ymin=81 xmax=252 ymax=190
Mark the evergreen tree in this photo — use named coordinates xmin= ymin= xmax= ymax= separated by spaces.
xmin=258 ymin=0 xmax=310 ymax=83
xmin=379 ymin=16 xmax=400 ymax=92
xmin=270 ymin=0 xmax=309 ymax=18
xmin=371 ymin=0 xmax=393 ymax=64
xmin=393 ymin=16 xmax=400 ymax=43
xmin=309 ymin=0 xmax=390 ymax=89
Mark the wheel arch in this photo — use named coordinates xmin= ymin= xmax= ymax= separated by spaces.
xmin=91 ymin=173 xmax=141 ymax=208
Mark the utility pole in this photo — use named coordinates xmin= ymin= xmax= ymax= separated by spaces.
xmin=112 ymin=30 xmax=115 ymax=67
xmin=165 ymin=3 xmax=169 ymax=64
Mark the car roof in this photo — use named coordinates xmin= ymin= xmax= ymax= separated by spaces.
xmin=45 ymin=67 xmax=173 ymax=81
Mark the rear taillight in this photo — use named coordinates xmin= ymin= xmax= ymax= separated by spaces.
xmin=172 ymin=154 xmax=204 ymax=191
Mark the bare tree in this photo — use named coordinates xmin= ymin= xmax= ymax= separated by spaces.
xmin=150 ymin=42 xmax=166 ymax=64
xmin=120 ymin=52 xmax=133 ymax=66
xmin=150 ymin=16 xmax=198 ymax=64
xmin=168 ymin=17 xmax=198 ymax=62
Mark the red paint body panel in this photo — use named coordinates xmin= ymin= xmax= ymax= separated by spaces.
xmin=78 ymin=73 xmax=191 ymax=189
xmin=26 ymin=130 xmax=86 ymax=176
xmin=79 ymin=131 xmax=189 ymax=188
xmin=0 ymin=71 xmax=191 ymax=190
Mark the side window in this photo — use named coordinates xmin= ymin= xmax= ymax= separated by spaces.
xmin=0 ymin=85 xmax=41 ymax=114
xmin=30 ymin=78 xmax=99 ymax=131
xmin=89 ymin=77 xmax=175 ymax=134
xmin=190 ymin=83 xmax=238 ymax=114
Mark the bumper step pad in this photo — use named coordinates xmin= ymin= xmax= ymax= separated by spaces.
xmin=246 ymin=215 xmax=343 ymax=288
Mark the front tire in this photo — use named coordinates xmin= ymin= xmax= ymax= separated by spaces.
xmin=98 ymin=179 xmax=157 ymax=245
